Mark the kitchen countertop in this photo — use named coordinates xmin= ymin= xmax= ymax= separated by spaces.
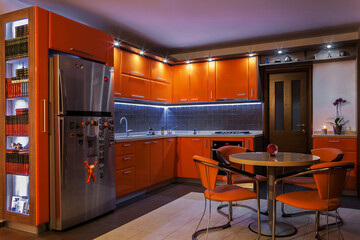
xmin=312 ymin=133 xmax=357 ymax=139
xmin=115 ymin=130 xmax=263 ymax=142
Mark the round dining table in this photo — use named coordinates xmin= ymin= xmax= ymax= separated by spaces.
xmin=229 ymin=152 xmax=320 ymax=237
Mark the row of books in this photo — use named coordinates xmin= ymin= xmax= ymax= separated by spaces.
xmin=6 ymin=80 xmax=29 ymax=98
xmin=15 ymin=24 xmax=29 ymax=38
xmin=15 ymin=68 xmax=29 ymax=79
xmin=5 ymin=35 xmax=28 ymax=60
xmin=6 ymin=150 xmax=29 ymax=175
xmin=10 ymin=196 xmax=29 ymax=215
xmin=6 ymin=115 xmax=29 ymax=136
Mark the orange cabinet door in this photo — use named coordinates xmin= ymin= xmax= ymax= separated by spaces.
xmin=115 ymin=154 xmax=135 ymax=170
xmin=179 ymin=138 xmax=203 ymax=178
xmin=106 ymin=34 xmax=114 ymax=67
xmin=121 ymin=75 xmax=151 ymax=100
xmin=248 ymin=57 xmax=258 ymax=100
xmin=216 ymin=58 xmax=249 ymax=100
xmin=163 ymin=138 xmax=176 ymax=180
xmin=313 ymin=138 xmax=356 ymax=151
xmin=115 ymin=142 xmax=135 ymax=156
xmin=342 ymin=151 xmax=357 ymax=190
xmin=114 ymin=48 xmax=122 ymax=97
xmin=202 ymin=138 xmax=211 ymax=158
xmin=151 ymin=60 xmax=171 ymax=84
xmin=116 ymin=167 xmax=135 ymax=198
xmin=150 ymin=81 xmax=170 ymax=103
xmin=172 ymin=64 xmax=190 ymax=103
xmin=135 ymin=141 xmax=151 ymax=190
xmin=121 ymin=50 xmax=150 ymax=78
xmin=150 ymin=140 xmax=164 ymax=184
xmin=189 ymin=62 xmax=208 ymax=102
xmin=208 ymin=61 xmax=216 ymax=101
xmin=49 ymin=12 xmax=107 ymax=62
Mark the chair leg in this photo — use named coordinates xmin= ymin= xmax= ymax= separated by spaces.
xmin=272 ymin=199 xmax=276 ymax=240
xmin=335 ymin=209 xmax=345 ymax=240
xmin=314 ymin=211 xmax=324 ymax=240
xmin=217 ymin=202 xmax=259 ymax=219
xmin=256 ymin=183 xmax=261 ymax=240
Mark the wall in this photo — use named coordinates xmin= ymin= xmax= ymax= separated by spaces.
xmin=114 ymin=102 xmax=263 ymax=133
xmin=312 ymin=60 xmax=357 ymax=132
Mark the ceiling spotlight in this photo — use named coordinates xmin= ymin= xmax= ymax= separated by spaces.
xmin=277 ymin=50 xmax=283 ymax=54
xmin=163 ymin=59 xmax=168 ymax=63
xmin=114 ymin=41 xmax=120 ymax=47
xmin=186 ymin=60 xmax=190 ymax=64
xmin=208 ymin=58 xmax=213 ymax=62
xmin=249 ymin=53 xmax=254 ymax=57
xmin=139 ymin=50 xmax=145 ymax=55
xmin=326 ymin=44 xmax=332 ymax=49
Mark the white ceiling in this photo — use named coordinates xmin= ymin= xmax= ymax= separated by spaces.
xmin=1 ymin=0 xmax=360 ymax=56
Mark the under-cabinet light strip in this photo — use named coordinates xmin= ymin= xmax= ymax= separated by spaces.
xmin=114 ymin=102 xmax=261 ymax=109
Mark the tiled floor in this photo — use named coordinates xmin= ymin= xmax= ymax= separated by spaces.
xmin=0 ymin=182 xmax=359 ymax=240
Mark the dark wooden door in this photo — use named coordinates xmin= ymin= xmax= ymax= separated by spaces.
xmin=269 ymin=72 xmax=308 ymax=152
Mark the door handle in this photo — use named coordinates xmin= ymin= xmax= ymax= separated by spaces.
xmin=296 ymin=124 xmax=306 ymax=127
xmin=180 ymin=99 xmax=188 ymax=101
xmin=131 ymin=94 xmax=145 ymax=99
xmin=43 ymin=99 xmax=46 ymax=133
xmin=130 ymin=71 xmax=144 ymax=76
xmin=155 ymin=77 xmax=167 ymax=82
xmin=123 ymin=157 xmax=131 ymax=161
xmin=156 ymin=98 xmax=167 ymax=101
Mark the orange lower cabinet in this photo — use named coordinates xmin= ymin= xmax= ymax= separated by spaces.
xmin=121 ymin=75 xmax=150 ymax=100
xmin=150 ymin=140 xmax=164 ymax=184
xmin=342 ymin=151 xmax=357 ymax=190
xmin=115 ymin=154 xmax=135 ymax=170
xmin=178 ymin=138 xmax=203 ymax=178
xmin=135 ymin=141 xmax=151 ymax=190
xmin=150 ymin=81 xmax=170 ymax=103
xmin=116 ymin=167 xmax=135 ymax=198
xmin=115 ymin=142 xmax=135 ymax=156
xmin=202 ymin=138 xmax=211 ymax=158
xmin=163 ymin=138 xmax=176 ymax=180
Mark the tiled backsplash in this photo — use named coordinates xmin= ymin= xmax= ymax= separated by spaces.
xmin=114 ymin=103 xmax=263 ymax=133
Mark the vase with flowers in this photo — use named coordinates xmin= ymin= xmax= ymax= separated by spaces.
xmin=328 ymin=98 xmax=346 ymax=135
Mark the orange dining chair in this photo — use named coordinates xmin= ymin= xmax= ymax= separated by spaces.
xmin=193 ymin=155 xmax=261 ymax=240
xmin=272 ymin=161 xmax=354 ymax=240
xmin=281 ymin=148 xmax=344 ymax=220
xmin=216 ymin=146 xmax=267 ymax=219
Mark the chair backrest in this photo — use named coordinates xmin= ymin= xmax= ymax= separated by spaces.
xmin=311 ymin=148 xmax=344 ymax=163
xmin=216 ymin=145 xmax=251 ymax=166
xmin=193 ymin=155 xmax=219 ymax=190
xmin=311 ymin=161 xmax=354 ymax=200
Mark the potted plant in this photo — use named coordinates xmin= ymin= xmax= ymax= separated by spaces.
xmin=328 ymin=98 xmax=346 ymax=135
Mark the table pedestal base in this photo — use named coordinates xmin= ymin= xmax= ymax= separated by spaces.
xmin=249 ymin=220 xmax=297 ymax=237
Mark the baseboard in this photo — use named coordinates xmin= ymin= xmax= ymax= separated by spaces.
xmin=5 ymin=221 xmax=47 ymax=234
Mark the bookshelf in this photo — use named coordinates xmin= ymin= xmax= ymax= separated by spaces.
xmin=0 ymin=7 xmax=49 ymax=231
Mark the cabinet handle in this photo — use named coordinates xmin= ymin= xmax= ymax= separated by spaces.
xmin=191 ymin=98 xmax=199 ymax=101
xmin=145 ymin=142 xmax=151 ymax=144
xmin=123 ymin=171 xmax=132 ymax=174
xmin=123 ymin=157 xmax=131 ymax=161
xmin=43 ymin=99 xmax=46 ymax=133
xmin=329 ymin=141 xmax=341 ymax=143
xmin=180 ymin=99 xmax=188 ymax=101
xmin=237 ymin=94 xmax=246 ymax=96
xmin=192 ymin=139 xmax=201 ymax=141
xmin=123 ymin=144 xmax=131 ymax=147
xmin=130 ymin=71 xmax=144 ymax=76
xmin=155 ymin=77 xmax=167 ymax=82
xmin=131 ymin=94 xmax=145 ymax=99
xmin=69 ymin=48 xmax=94 ymax=56
xmin=251 ymin=89 xmax=253 ymax=98
xmin=156 ymin=98 xmax=167 ymax=101
xmin=115 ymin=93 xmax=122 ymax=96
xmin=210 ymin=91 xmax=213 ymax=100
xmin=153 ymin=141 xmax=158 ymax=143
xmin=168 ymin=139 xmax=173 ymax=142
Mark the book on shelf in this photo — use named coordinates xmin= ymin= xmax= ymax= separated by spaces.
xmin=10 ymin=196 xmax=29 ymax=215
xmin=15 ymin=25 xmax=29 ymax=38
xmin=5 ymin=35 xmax=28 ymax=60
xmin=6 ymin=149 xmax=29 ymax=175
xmin=6 ymin=78 xmax=29 ymax=98
xmin=5 ymin=113 xmax=29 ymax=136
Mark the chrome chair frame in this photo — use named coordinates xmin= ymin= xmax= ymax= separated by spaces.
xmin=192 ymin=159 xmax=261 ymax=240
xmin=272 ymin=163 xmax=353 ymax=240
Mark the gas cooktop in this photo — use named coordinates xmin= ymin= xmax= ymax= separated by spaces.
xmin=213 ymin=131 xmax=251 ymax=135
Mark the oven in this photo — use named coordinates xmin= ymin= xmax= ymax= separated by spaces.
xmin=211 ymin=140 xmax=245 ymax=163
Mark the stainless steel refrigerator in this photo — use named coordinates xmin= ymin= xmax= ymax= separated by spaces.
xmin=49 ymin=54 xmax=115 ymax=230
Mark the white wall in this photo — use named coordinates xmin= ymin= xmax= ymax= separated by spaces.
xmin=313 ymin=60 xmax=357 ymax=132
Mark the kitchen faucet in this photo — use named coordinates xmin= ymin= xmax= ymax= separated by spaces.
xmin=120 ymin=117 xmax=130 ymax=137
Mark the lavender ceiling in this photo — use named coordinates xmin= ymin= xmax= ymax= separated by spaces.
xmin=2 ymin=0 xmax=360 ymax=56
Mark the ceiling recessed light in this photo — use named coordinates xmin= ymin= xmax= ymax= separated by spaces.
xmin=163 ymin=59 xmax=168 ymax=63
xmin=139 ymin=50 xmax=145 ymax=55
xmin=277 ymin=50 xmax=283 ymax=54
xmin=326 ymin=44 xmax=332 ymax=49
xmin=208 ymin=58 xmax=213 ymax=62
xmin=114 ymin=41 xmax=120 ymax=47
xmin=186 ymin=60 xmax=190 ymax=64
xmin=249 ymin=53 xmax=254 ymax=57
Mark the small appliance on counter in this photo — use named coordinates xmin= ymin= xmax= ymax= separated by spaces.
xmin=49 ymin=54 xmax=115 ymax=230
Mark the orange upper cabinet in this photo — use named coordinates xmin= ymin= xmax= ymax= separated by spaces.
xmin=172 ymin=64 xmax=190 ymax=103
xmin=114 ymin=48 xmax=122 ymax=97
xmin=189 ymin=62 xmax=208 ymax=102
xmin=121 ymin=50 xmax=150 ymax=79
xmin=150 ymin=81 xmax=171 ymax=103
xmin=150 ymin=60 xmax=171 ymax=84
xmin=106 ymin=34 xmax=114 ymax=67
xmin=121 ymin=75 xmax=150 ymax=100
xmin=248 ymin=57 xmax=258 ymax=100
xmin=216 ymin=58 xmax=249 ymax=100
xmin=49 ymin=12 xmax=107 ymax=63
xmin=208 ymin=61 xmax=216 ymax=101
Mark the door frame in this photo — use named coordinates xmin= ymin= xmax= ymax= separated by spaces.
xmin=262 ymin=65 xmax=313 ymax=152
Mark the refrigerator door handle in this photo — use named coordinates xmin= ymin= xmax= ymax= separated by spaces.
xmin=59 ymin=117 xmax=65 ymax=187
xmin=59 ymin=71 xmax=64 ymax=115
